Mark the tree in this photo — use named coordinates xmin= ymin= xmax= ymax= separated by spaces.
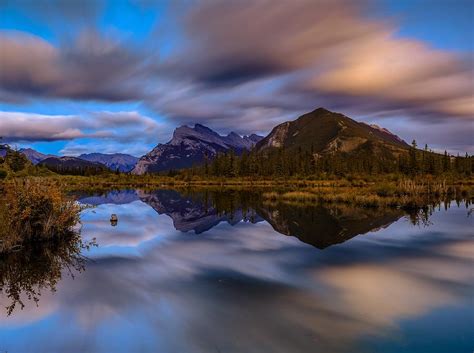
xmin=204 ymin=152 xmax=209 ymax=176
xmin=6 ymin=149 xmax=28 ymax=172
xmin=443 ymin=150 xmax=450 ymax=172
xmin=409 ymin=140 xmax=418 ymax=174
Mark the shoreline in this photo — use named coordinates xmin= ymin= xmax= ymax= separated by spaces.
xmin=2 ymin=175 xmax=473 ymax=210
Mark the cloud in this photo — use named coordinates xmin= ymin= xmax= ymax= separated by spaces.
xmin=0 ymin=110 xmax=169 ymax=155
xmin=369 ymin=116 xmax=474 ymax=154
xmin=147 ymin=0 xmax=473 ymax=141
xmin=0 ymin=0 xmax=472 ymax=153
xmin=59 ymin=140 xmax=158 ymax=157
xmin=0 ymin=30 xmax=156 ymax=102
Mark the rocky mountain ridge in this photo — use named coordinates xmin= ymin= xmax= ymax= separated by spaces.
xmin=132 ymin=124 xmax=263 ymax=174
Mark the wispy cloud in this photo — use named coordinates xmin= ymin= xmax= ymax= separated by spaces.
xmin=143 ymin=1 xmax=472 ymax=136
xmin=0 ymin=0 xmax=472 ymax=153
xmin=0 ymin=30 xmax=157 ymax=102
xmin=0 ymin=110 xmax=171 ymax=155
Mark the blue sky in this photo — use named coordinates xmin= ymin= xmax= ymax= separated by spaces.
xmin=0 ymin=0 xmax=473 ymax=156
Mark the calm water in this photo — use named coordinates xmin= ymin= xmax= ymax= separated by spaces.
xmin=0 ymin=189 xmax=472 ymax=353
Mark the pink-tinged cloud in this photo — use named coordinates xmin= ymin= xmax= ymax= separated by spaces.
xmin=154 ymin=0 xmax=473 ymax=127
xmin=0 ymin=111 xmax=168 ymax=146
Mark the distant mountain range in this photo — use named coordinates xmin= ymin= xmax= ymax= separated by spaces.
xmin=11 ymin=150 xmax=138 ymax=173
xmin=78 ymin=153 xmax=138 ymax=172
xmin=132 ymin=124 xmax=263 ymax=174
xmin=5 ymin=108 xmax=410 ymax=175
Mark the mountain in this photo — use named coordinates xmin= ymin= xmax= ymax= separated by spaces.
xmin=38 ymin=156 xmax=109 ymax=175
xmin=76 ymin=190 xmax=140 ymax=206
xmin=256 ymin=107 xmax=409 ymax=155
xmin=12 ymin=148 xmax=138 ymax=171
xmin=19 ymin=148 xmax=56 ymax=165
xmin=138 ymin=189 xmax=251 ymax=233
xmin=132 ymin=124 xmax=263 ymax=174
xmin=256 ymin=202 xmax=403 ymax=249
xmin=78 ymin=153 xmax=138 ymax=173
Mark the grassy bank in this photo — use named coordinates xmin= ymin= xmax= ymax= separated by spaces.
xmin=262 ymin=178 xmax=473 ymax=209
xmin=3 ymin=172 xmax=473 ymax=189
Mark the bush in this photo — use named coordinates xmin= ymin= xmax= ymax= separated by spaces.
xmin=0 ymin=179 xmax=81 ymax=253
xmin=0 ymin=169 xmax=7 ymax=179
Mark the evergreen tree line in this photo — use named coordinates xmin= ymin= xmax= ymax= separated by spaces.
xmin=189 ymin=140 xmax=473 ymax=178
xmin=40 ymin=163 xmax=109 ymax=176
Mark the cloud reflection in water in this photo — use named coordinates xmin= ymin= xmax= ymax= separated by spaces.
xmin=0 ymin=190 xmax=472 ymax=353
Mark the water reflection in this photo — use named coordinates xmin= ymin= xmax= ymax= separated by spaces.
xmin=0 ymin=233 xmax=94 ymax=315
xmin=0 ymin=189 xmax=472 ymax=353
xmin=135 ymin=189 xmax=410 ymax=248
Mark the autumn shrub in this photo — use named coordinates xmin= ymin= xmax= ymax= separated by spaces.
xmin=0 ymin=179 xmax=81 ymax=253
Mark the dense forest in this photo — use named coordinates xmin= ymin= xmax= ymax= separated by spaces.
xmin=37 ymin=162 xmax=109 ymax=176
xmin=181 ymin=141 xmax=473 ymax=178
xmin=1 ymin=140 xmax=472 ymax=179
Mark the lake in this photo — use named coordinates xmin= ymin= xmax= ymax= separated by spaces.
xmin=0 ymin=188 xmax=472 ymax=353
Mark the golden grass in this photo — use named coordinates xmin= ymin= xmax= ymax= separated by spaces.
xmin=261 ymin=178 xmax=473 ymax=209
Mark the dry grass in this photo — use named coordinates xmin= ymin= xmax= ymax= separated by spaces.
xmin=261 ymin=178 xmax=473 ymax=209
xmin=280 ymin=191 xmax=319 ymax=201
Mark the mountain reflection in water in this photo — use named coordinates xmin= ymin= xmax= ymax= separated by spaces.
xmin=137 ymin=189 xmax=406 ymax=248
xmin=0 ymin=189 xmax=472 ymax=353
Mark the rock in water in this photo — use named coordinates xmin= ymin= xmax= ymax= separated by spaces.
xmin=110 ymin=214 xmax=118 ymax=226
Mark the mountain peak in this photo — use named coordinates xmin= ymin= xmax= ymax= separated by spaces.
xmin=257 ymin=108 xmax=408 ymax=153
xmin=311 ymin=107 xmax=332 ymax=114
xmin=19 ymin=147 xmax=55 ymax=165
xmin=194 ymin=123 xmax=215 ymax=133
xmin=132 ymin=125 xmax=263 ymax=174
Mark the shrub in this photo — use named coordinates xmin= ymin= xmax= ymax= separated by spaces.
xmin=0 ymin=179 xmax=81 ymax=253
xmin=0 ymin=169 xmax=7 ymax=179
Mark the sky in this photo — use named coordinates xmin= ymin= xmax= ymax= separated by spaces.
xmin=0 ymin=0 xmax=473 ymax=156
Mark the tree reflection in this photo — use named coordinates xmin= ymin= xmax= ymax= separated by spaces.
xmin=0 ymin=232 xmax=95 ymax=315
